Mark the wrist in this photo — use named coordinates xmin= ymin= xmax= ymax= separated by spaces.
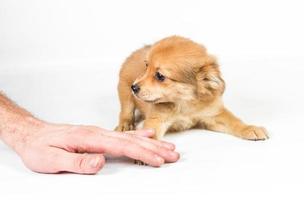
xmin=0 ymin=114 xmax=46 ymax=155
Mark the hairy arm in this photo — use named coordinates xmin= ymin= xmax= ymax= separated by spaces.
xmin=0 ymin=93 xmax=42 ymax=153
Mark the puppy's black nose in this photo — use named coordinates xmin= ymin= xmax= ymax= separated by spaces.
xmin=131 ymin=84 xmax=140 ymax=94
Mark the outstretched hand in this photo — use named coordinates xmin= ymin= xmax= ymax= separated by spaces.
xmin=14 ymin=123 xmax=179 ymax=174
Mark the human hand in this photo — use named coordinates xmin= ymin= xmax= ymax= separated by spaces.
xmin=12 ymin=121 xmax=179 ymax=174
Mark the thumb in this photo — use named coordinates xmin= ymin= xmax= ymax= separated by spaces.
xmin=55 ymin=151 xmax=106 ymax=174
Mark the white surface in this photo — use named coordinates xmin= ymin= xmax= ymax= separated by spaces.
xmin=1 ymin=0 xmax=304 ymax=199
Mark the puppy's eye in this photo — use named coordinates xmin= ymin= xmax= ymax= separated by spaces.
xmin=144 ymin=61 xmax=148 ymax=67
xmin=155 ymin=72 xmax=166 ymax=82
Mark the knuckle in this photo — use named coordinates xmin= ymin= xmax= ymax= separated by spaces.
xmin=119 ymin=141 xmax=135 ymax=154
xmin=74 ymin=127 xmax=95 ymax=138
xmin=74 ymin=155 xmax=86 ymax=172
xmin=122 ymin=132 xmax=136 ymax=139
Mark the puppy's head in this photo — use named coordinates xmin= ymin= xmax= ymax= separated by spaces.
xmin=131 ymin=36 xmax=225 ymax=104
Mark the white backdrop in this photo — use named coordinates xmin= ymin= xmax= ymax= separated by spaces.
xmin=1 ymin=0 xmax=304 ymax=200
xmin=1 ymin=0 xmax=303 ymax=69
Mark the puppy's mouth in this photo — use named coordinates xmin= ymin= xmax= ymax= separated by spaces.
xmin=143 ymin=98 xmax=160 ymax=104
xmin=132 ymin=93 xmax=160 ymax=104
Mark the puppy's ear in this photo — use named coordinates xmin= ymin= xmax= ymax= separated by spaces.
xmin=196 ymin=55 xmax=225 ymax=100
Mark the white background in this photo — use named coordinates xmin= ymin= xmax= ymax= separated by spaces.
xmin=1 ymin=0 xmax=304 ymax=199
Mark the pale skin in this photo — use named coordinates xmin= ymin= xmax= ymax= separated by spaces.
xmin=0 ymin=93 xmax=179 ymax=174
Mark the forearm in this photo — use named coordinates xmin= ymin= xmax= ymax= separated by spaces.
xmin=0 ymin=92 xmax=43 ymax=154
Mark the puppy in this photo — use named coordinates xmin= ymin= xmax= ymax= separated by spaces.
xmin=115 ymin=36 xmax=268 ymax=141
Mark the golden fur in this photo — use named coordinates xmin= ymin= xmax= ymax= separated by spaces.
xmin=115 ymin=36 xmax=268 ymax=141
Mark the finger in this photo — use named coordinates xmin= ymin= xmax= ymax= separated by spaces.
xmin=103 ymin=131 xmax=178 ymax=162
xmin=126 ymin=136 xmax=178 ymax=163
xmin=133 ymin=135 xmax=176 ymax=151
xmin=102 ymin=139 xmax=165 ymax=167
xmin=107 ymin=129 xmax=176 ymax=151
xmin=111 ymin=133 xmax=178 ymax=163
xmin=124 ymin=129 xmax=176 ymax=150
xmin=129 ymin=136 xmax=179 ymax=163
xmin=51 ymin=149 xmax=105 ymax=174
xmin=125 ymin=129 xmax=155 ymax=137
xmin=60 ymin=128 xmax=174 ymax=166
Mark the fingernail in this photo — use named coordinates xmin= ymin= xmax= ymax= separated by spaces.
xmin=145 ymin=129 xmax=155 ymax=133
xmin=155 ymin=156 xmax=164 ymax=164
xmin=89 ymin=156 xmax=101 ymax=168
xmin=169 ymin=151 xmax=180 ymax=160
xmin=165 ymin=143 xmax=175 ymax=150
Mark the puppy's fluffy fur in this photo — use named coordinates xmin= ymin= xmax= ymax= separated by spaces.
xmin=115 ymin=36 xmax=268 ymax=141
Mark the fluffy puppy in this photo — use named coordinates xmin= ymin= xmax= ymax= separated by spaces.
xmin=115 ymin=36 xmax=268 ymax=141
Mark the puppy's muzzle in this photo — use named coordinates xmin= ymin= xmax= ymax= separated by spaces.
xmin=131 ymin=84 xmax=140 ymax=94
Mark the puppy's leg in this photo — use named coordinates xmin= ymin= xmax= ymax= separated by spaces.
xmin=115 ymin=80 xmax=135 ymax=132
xmin=143 ymin=118 xmax=169 ymax=140
xmin=204 ymin=108 xmax=269 ymax=141
xmin=133 ymin=117 xmax=169 ymax=166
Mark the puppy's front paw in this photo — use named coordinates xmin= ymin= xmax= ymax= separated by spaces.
xmin=240 ymin=126 xmax=269 ymax=141
xmin=134 ymin=160 xmax=147 ymax=166
xmin=115 ymin=121 xmax=134 ymax=132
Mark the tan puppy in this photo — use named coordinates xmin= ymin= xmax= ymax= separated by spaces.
xmin=115 ymin=36 xmax=268 ymax=141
